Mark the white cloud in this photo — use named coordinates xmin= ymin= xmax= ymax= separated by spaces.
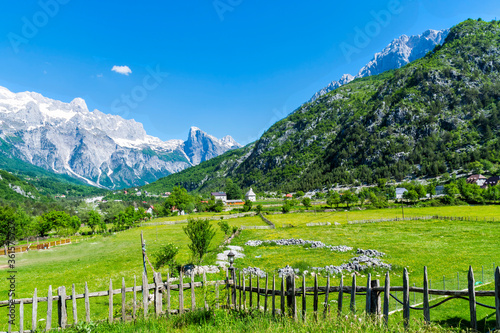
xmin=111 ymin=65 xmax=132 ymax=76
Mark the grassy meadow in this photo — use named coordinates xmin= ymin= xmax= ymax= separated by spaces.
xmin=1 ymin=205 xmax=499 ymax=331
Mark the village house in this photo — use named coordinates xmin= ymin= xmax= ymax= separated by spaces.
xmin=395 ymin=188 xmax=408 ymax=199
xmin=245 ymin=188 xmax=256 ymax=202
xmin=211 ymin=192 xmax=227 ymax=203
xmin=484 ymin=176 xmax=500 ymax=187
xmin=466 ymin=174 xmax=487 ymax=186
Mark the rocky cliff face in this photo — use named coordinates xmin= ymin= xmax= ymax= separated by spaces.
xmin=310 ymin=29 xmax=449 ymax=102
xmin=0 ymin=87 xmax=240 ymax=189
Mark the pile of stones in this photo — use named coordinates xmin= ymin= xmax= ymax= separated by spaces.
xmin=241 ymin=267 xmax=267 ymax=278
xmin=278 ymin=265 xmax=299 ymax=278
xmin=311 ymin=255 xmax=392 ymax=275
xmin=356 ymin=248 xmax=385 ymax=257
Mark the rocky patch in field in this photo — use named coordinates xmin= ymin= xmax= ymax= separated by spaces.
xmin=245 ymin=238 xmax=352 ymax=252
xmin=356 ymin=248 xmax=385 ymax=257
xmin=216 ymin=245 xmax=245 ymax=267
xmin=241 ymin=267 xmax=267 ymax=278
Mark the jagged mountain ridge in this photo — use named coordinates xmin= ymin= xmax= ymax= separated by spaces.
xmin=0 ymin=86 xmax=241 ymax=189
xmin=309 ymin=28 xmax=450 ymax=102
xmin=145 ymin=19 xmax=500 ymax=194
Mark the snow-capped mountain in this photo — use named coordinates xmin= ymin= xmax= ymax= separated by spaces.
xmin=310 ymin=29 xmax=450 ymax=102
xmin=0 ymin=86 xmax=241 ymax=189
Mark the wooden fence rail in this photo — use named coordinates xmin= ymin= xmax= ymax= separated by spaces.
xmin=2 ymin=266 xmax=499 ymax=332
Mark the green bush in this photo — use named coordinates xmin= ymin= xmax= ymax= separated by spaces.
xmin=153 ymin=243 xmax=179 ymax=272
xmin=183 ymin=218 xmax=216 ymax=262
xmin=218 ymin=220 xmax=231 ymax=235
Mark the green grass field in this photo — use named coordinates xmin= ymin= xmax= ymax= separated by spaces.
xmin=265 ymin=205 xmax=500 ymax=227
xmin=1 ymin=205 xmax=498 ymax=332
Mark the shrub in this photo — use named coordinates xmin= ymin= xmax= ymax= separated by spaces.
xmin=218 ymin=220 xmax=231 ymax=235
xmin=153 ymin=243 xmax=179 ymax=272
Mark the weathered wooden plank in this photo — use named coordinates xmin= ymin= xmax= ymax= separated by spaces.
xmin=313 ymin=274 xmax=319 ymax=321
xmin=264 ymin=273 xmax=269 ymax=313
xmin=179 ymin=270 xmax=184 ymax=314
xmin=257 ymin=275 xmax=261 ymax=310
xmin=46 ymin=285 xmax=52 ymax=330
xmin=32 ymin=288 xmax=38 ymax=331
xmin=166 ymin=273 xmax=171 ymax=315
xmin=323 ymin=275 xmax=330 ymax=319
xmin=215 ymin=280 xmax=219 ymax=309
xmin=143 ymin=273 xmax=149 ymax=317
xmin=122 ymin=277 xmax=126 ymax=321
xmin=272 ymin=275 xmax=276 ymax=317
xmin=191 ymin=272 xmax=196 ymax=311
xmin=423 ymin=267 xmax=430 ymax=324
xmin=238 ymin=271 xmax=242 ymax=311
xmin=249 ymin=274 xmax=253 ymax=309
xmin=468 ymin=266 xmax=477 ymax=330
xmin=84 ymin=282 xmax=90 ymax=323
xmin=72 ymin=284 xmax=78 ymax=324
xmin=383 ymin=272 xmax=390 ymax=326
xmin=225 ymin=268 xmax=229 ymax=308
xmin=302 ymin=274 xmax=307 ymax=322
xmin=109 ymin=279 xmax=113 ymax=323
xmin=350 ymin=275 xmax=356 ymax=313
xmin=495 ymin=267 xmax=500 ymax=330
xmin=58 ymin=286 xmax=67 ymax=329
xmin=338 ymin=275 xmax=344 ymax=317
xmin=19 ymin=301 xmax=24 ymax=333
xmin=242 ymin=273 xmax=246 ymax=311
xmin=281 ymin=275 xmax=285 ymax=316
xmin=203 ymin=272 xmax=208 ymax=311
xmin=292 ymin=275 xmax=297 ymax=321
xmin=371 ymin=279 xmax=381 ymax=315
xmin=403 ymin=268 xmax=410 ymax=329
xmin=133 ymin=276 xmax=137 ymax=320
xmin=366 ymin=273 xmax=372 ymax=314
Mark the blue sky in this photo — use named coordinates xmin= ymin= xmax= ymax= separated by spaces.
xmin=0 ymin=1 xmax=499 ymax=145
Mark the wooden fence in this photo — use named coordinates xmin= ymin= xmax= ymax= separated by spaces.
xmin=348 ymin=215 xmax=498 ymax=225
xmin=0 ymin=239 xmax=71 ymax=256
xmin=1 ymin=266 xmax=499 ymax=332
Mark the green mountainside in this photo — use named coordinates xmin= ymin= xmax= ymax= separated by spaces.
xmin=149 ymin=19 xmax=500 ymax=194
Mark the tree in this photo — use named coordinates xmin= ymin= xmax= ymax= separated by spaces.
xmin=255 ymin=204 xmax=263 ymax=214
xmin=281 ymin=200 xmax=293 ymax=213
xmin=218 ymin=219 xmax=231 ymax=235
xmin=426 ymin=182 xmax=437 ymax=199
xmin=444 ymin=183 xmax=460 ymax=197
xmin=341 ymin=191 xmax=358 ymax=208
xmin=403 ymin=190 xmax=419 ymax=203
xmin=164 ymin=186 xmax=193 ymax=215
xmin=40 ymin=211 xmax=72 ymax=236
xmin=415 ymin=184 xmax=427 ymax=199
xmin=294 ymin=191 xmax=305 ymax=198
xmin=183 ymin=218 xmax=216 ymax=262
xmin=87 ymin=210 xmax=102 ymax=233
xmin=243 ymin=199 xmax=253 ymax=212
xmin=326 ymin=191 xmax=341 ymax=208
xmin=0 ymin=206 xmax=18 ymax=247
xmin=301 ymin=197 xmax=312 ymax=209
xmin=225 ymin=179 xmax=243 ymax=200
xmin=153 ymin=243 xmax=179 ymax=274
xmin=376 ymin=178 xmax=387 ymax=189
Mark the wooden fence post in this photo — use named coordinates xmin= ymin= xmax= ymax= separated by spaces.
xmin=166 ymin=273 xmax=171 ymax=315
xmin=338 ymin=275 xmax=344 ymax=317
xmin=47 ymin=285 xmax=52 ymax=330
xmin=365 ymin=273 xmax=372 ymax=314
xmin=179 ymin=270 xmax=184 ymax=314
xmin=281 ymin=275 xmax=285 ymax=316
xmin=468 ymin=266 xmax=477 ymax=330
xmin=203 ymin=272 xmax=208 ymax=311
xmin=109 ymin=279 xmax=113 ymax=323
xmin=19 ymin=301 xmax=24 ymax=333
xmin=272 ymin=275 xmax=276 ymax=317
xmin=495 ymin=266 xmax=500 ymax=330
xmin=423 ymin=267 xmax=430 ymax=324
xmin=32 ymin=288 xmax=38 ymax=331
xmin=133 ymin=276 xmax=137 ymax=320
xmin=324 ymin=275 xmax=330 ymax=318
xmin=250 ymin=274 xmax=253 ymax=309
xmin=403 ymin=268 xmax=410 ymax=329
xmin=57 ymin=286 xmax=67 ymax=329
xmin=142 ymin=273 xmax=149 ymax=316
xmin=242 ymin=274 xmax=246 ymax=311
xmin=350 ymin=275 xmax=356 ymax=313
xmin=264 ymin=273 xmax=269 ymax=313
xmin=383 ymin=272 xmax=390 ymax=326
xmin=122 ymin=277 xmax=127 ymax=321
xmin=215 ymin=280 xmax=219 ymax=310
xmin=259 ymin=275 xmax=264 ymax=311
xmin=302 ymin=274 xmax=307 ymax=322
xmin=191 ymin=272 xmax=196 ymax=311
xmin=371 ymin=279 xmax=381 ymax=316
xmin=84 ymin=282 xmax=90 ymax=323
xmin=72 ymin=284 xmax=77 ymax=324
xmin=313 ymin=274 xmax=319 ymax=321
